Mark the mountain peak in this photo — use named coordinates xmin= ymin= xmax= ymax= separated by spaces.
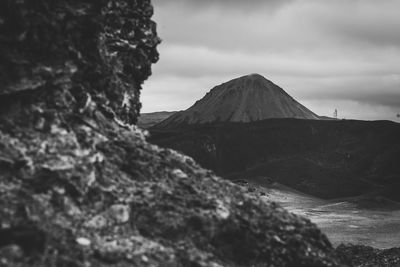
xmin=232 ymin=73 xmax=270 ymax=83
xmin=154 ymin=75 xmax=319 ymax=128
xmin=245 ymin=73 xmax=267 ymax=80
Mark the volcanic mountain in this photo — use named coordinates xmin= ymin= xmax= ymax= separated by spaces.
xmin=154 ymin=73 xmax=319 ymax=129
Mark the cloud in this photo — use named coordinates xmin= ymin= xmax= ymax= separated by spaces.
xmin=302 ymin=99 xmax=400 ymax=121
xmin=142 ymin=0 xmax=400 ymax=121
xmin=313 ymin=0 xmax=400 ymax=48
xmin=153 ymin=0 xmax=293 ymax=11
xmin=153 ymin=0 xmax=400 ymax=52
xmin=282 ymin=75 xmax=400 ymax=108
xmin=153 ymin=44 xmax=400 ymax=78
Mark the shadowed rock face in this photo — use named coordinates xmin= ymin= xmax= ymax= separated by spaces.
xmin=0 ymin=0 xmax=160 ymax=125
xmin=0 ymin=1 xmax=349 ymax=266
xmin=154 ymin=74 xmax=319 ymax=129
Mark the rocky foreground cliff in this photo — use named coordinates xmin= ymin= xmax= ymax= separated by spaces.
xmin=0 ymin=1 xmax=398 ymax=266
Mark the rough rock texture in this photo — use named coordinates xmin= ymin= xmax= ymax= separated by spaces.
xmin=0 ymin=125 xmax=345 ymax=267
xmin=0 ymin=0 xmax=160 ymax=125
xmin=153 ymin=74 xmax=319 ymax=129
xmin=336 ymin=245 xmax=400 ymax=267
xmin=0 ymin=1 xmax=347 ymax=266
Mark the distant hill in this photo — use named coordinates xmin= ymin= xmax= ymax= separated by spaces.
xmin=153 ymin=74 xmax=319 ymax=129
xmin=319 ymin=116 xmax=339 ymax=120
xmin=138 ymin=111 xmax=176 ymax=128
xmin=150 ymin=119 xmax=400 ymax=201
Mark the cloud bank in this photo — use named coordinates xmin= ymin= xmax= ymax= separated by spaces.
xmin=142 ymin=0 xmax=400 ymax=121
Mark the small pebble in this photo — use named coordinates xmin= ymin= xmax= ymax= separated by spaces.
xmin=172 ymin=169 xmax=188 ymax=179
xmin=76 ymin=237 xmax=91 ymax=246
xmin=141 ymin=255 xmax=149 ymax=262
xmin=110 ymin=204 xmax=130 ymax=223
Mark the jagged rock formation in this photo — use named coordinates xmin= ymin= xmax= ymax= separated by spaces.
xmin=0 ymin=1 xmax=363 ymax=266
xmin=0 ymin=0 xmax=160 ymax=125
xmin=154 ymin=74 xmax=319 ymax=129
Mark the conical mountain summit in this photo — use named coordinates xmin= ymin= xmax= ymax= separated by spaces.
xmin=155 ymin=74 xmax=319 ymax=128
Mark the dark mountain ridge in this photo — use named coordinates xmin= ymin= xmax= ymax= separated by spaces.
xmin=150 ymin=118 xmax=400 ymax=201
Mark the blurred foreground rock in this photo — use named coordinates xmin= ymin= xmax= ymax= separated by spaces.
xmin=0 ymin=0 xmax=372 ymax=266
xmin=336 ymin=245 xmax=400 ymax=267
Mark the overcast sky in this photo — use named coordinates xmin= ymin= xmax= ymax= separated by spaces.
xmin=141 ymin=0 xmax=400 ymax=121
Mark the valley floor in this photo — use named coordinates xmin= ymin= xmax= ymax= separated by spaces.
xmin=255 ymin=183 xmax=400 ymax=249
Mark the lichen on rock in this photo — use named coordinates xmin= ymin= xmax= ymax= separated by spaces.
xmin=0 ymin=0 xmax=349 ymax=266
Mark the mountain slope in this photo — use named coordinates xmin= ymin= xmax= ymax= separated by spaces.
xmin=138 ymin=111 xmax=176 ymax=128
xmin=150 ymin=119 xmax=400 ymax=201
xmin=154 ymin=74 xmax=319 ymax=129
